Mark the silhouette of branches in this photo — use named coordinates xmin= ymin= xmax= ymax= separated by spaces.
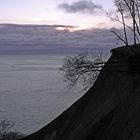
xmin=61 ymin=53 xmax=105 ymax=90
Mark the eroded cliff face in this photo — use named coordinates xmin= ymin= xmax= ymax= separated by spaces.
xmin=20 ymin=46 xmax=140 ymax=140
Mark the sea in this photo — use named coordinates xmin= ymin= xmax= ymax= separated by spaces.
xmin=0 ymin=54 xmax=85 ymax=134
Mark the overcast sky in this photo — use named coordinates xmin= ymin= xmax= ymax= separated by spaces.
xmin=0 ymin=0 xmax=115 ymax=28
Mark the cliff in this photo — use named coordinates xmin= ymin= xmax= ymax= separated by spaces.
xmin=20 ymin=46 xmax=140 ymax=140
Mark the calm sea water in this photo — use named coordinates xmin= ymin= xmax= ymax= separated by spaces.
xmin=0 ymin=55 xmax=84 ymax=134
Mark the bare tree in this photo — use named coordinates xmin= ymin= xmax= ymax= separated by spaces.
xmin=109 ymin=0 xmax=140 ymax=45
xmin=0 ymin=120 xmax=23 ymax=140
xmin=115 ymin=0 xmax=128 ymax=45
xmin=60 ymin=53 xmax=105 ymax=90
xmin=0 ymin=120 xmax=14 ymax=140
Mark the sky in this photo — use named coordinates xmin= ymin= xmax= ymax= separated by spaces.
xmin=0 ymin=0 xmax=115 ymax=28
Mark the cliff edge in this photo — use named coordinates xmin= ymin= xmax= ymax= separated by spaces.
xmin=20 ymin=46 xmax=140 ymax=140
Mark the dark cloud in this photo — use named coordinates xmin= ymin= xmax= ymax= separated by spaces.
xmin=58 ymin=0 xmax=103 ymax=14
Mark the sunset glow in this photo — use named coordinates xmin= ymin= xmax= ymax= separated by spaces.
xmin=55 ymin=25 xmax=94 ymax=32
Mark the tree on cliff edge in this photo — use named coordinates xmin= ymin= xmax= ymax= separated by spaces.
xmin=110 ymin=0 xmax=140 ymax=45
xmin=61 ymin=53 xmax=105 ymax=90
xmin=62 ymin=0 xmax=140 ymax=90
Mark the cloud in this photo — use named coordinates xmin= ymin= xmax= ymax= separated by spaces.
xmin=58 ymin=0 xmax=103 ymax=14
xmin=0 ymin=24 xmax=119 ymax=54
